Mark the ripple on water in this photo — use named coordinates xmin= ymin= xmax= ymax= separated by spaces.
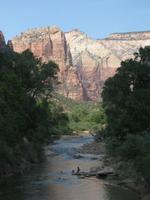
xmin=0 ymin=135 xmax=140 ymax=200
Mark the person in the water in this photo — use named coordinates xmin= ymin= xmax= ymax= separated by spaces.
xmin=72 ymin=166 xmax=80 ymax=174
xmin=77 ymin=166 xmax=80 ymax=173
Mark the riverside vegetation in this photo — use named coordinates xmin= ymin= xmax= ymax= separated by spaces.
xmin=0 ymin=48 xmax=105 ymax=177
xmin=102 ymin=46 xmax=150 ymax=193
xmin=53 ymin=93 xmax=106 ymax=133
xmin=0 ymin=49 xmax=70 ymax=177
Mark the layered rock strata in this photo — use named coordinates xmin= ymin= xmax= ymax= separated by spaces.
xmin=12 ymin=27 xmax=150 ymax=101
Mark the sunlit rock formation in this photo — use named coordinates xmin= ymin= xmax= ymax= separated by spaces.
xmin=12 ymin=27 xmax=150 ymax=101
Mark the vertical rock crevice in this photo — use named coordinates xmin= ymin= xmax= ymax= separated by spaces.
xmin=12 ymin=27 xmax=150 ymax=101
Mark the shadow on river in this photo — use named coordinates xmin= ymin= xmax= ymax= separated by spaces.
xmin=0 ymin=135 xmax=140 ymax=200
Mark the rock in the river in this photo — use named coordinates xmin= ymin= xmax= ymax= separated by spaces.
xmin=96 ymin=167 xmax=114 ymax=178
xmin=73 ymin=154 xmax=84 ymax=159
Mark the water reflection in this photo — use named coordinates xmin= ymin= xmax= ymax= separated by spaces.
xmin=0 ymin=136 xmax=139 ymax=200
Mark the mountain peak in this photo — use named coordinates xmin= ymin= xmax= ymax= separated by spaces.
xmin=11 ymin=27 xmax=150 ymax=101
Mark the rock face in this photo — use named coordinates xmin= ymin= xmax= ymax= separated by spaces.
xmin=0 ymin=31 xmax=6 ymax=51
xmin=12 ymin=27 xmax=75 ymax=98
xmin=0 ymin=31 xmax=13 ymax=52
xmin=7 ymin=40 xmax=13 ymax=51
xmin=12 ymin=27 xmax=150 ymax=101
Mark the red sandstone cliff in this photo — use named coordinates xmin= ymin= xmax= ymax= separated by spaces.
xmin=12 ymin=27 xmax=78 ymax=98
xmin=12 ymin=27 xmax=150 ymax=101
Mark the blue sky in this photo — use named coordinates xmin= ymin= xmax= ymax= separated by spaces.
xmin=1 ymin=0 xmax=150 ymax=41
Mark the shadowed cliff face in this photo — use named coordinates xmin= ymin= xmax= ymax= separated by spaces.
xmin=0 ymin=31 xmax=13 ymax=52
xmin=12 ymin=27 xmax=150 ymax=101
xmin=0 ymin=31 xmax=6 ymax=51
xmin=0 ymin=32 xmax=13 ymax=73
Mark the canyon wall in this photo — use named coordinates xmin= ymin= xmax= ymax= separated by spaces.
xmin=12 ymin=27 xmax=150 ymax=101
xmin=0 ymin=31 xmax=13 ymax=52
xmin=0 ymin=31 xmax=6 ymax=50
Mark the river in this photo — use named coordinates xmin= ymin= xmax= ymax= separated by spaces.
xmin=0 ymin=135 xmax=140 ymax=200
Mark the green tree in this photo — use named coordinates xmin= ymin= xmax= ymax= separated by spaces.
xmin=102 ymin=46 xmax=150 ymax=185
xmin=0 ymin=49 xmax=69 ymax=176
xmin=102 ymin=46 xmax=150 ymax=140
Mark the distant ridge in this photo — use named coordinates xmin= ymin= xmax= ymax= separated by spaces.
xmin=105 ymin=30 xmax=150 ymax=40
xmin=110 ymin=30 xmax=150 ymax=35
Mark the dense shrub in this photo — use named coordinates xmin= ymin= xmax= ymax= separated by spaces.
xmin=53 ymin=93 xmax=106 ymax=132
xmin=102 ymin=46 xmax=150 ymax=185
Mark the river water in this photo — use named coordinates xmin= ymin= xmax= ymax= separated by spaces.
xmin=0 ymin=135 xmax=140 ymax=200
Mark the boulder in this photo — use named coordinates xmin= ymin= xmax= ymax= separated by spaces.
xmin=96 ymin=167 xmax=114 ymax=178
